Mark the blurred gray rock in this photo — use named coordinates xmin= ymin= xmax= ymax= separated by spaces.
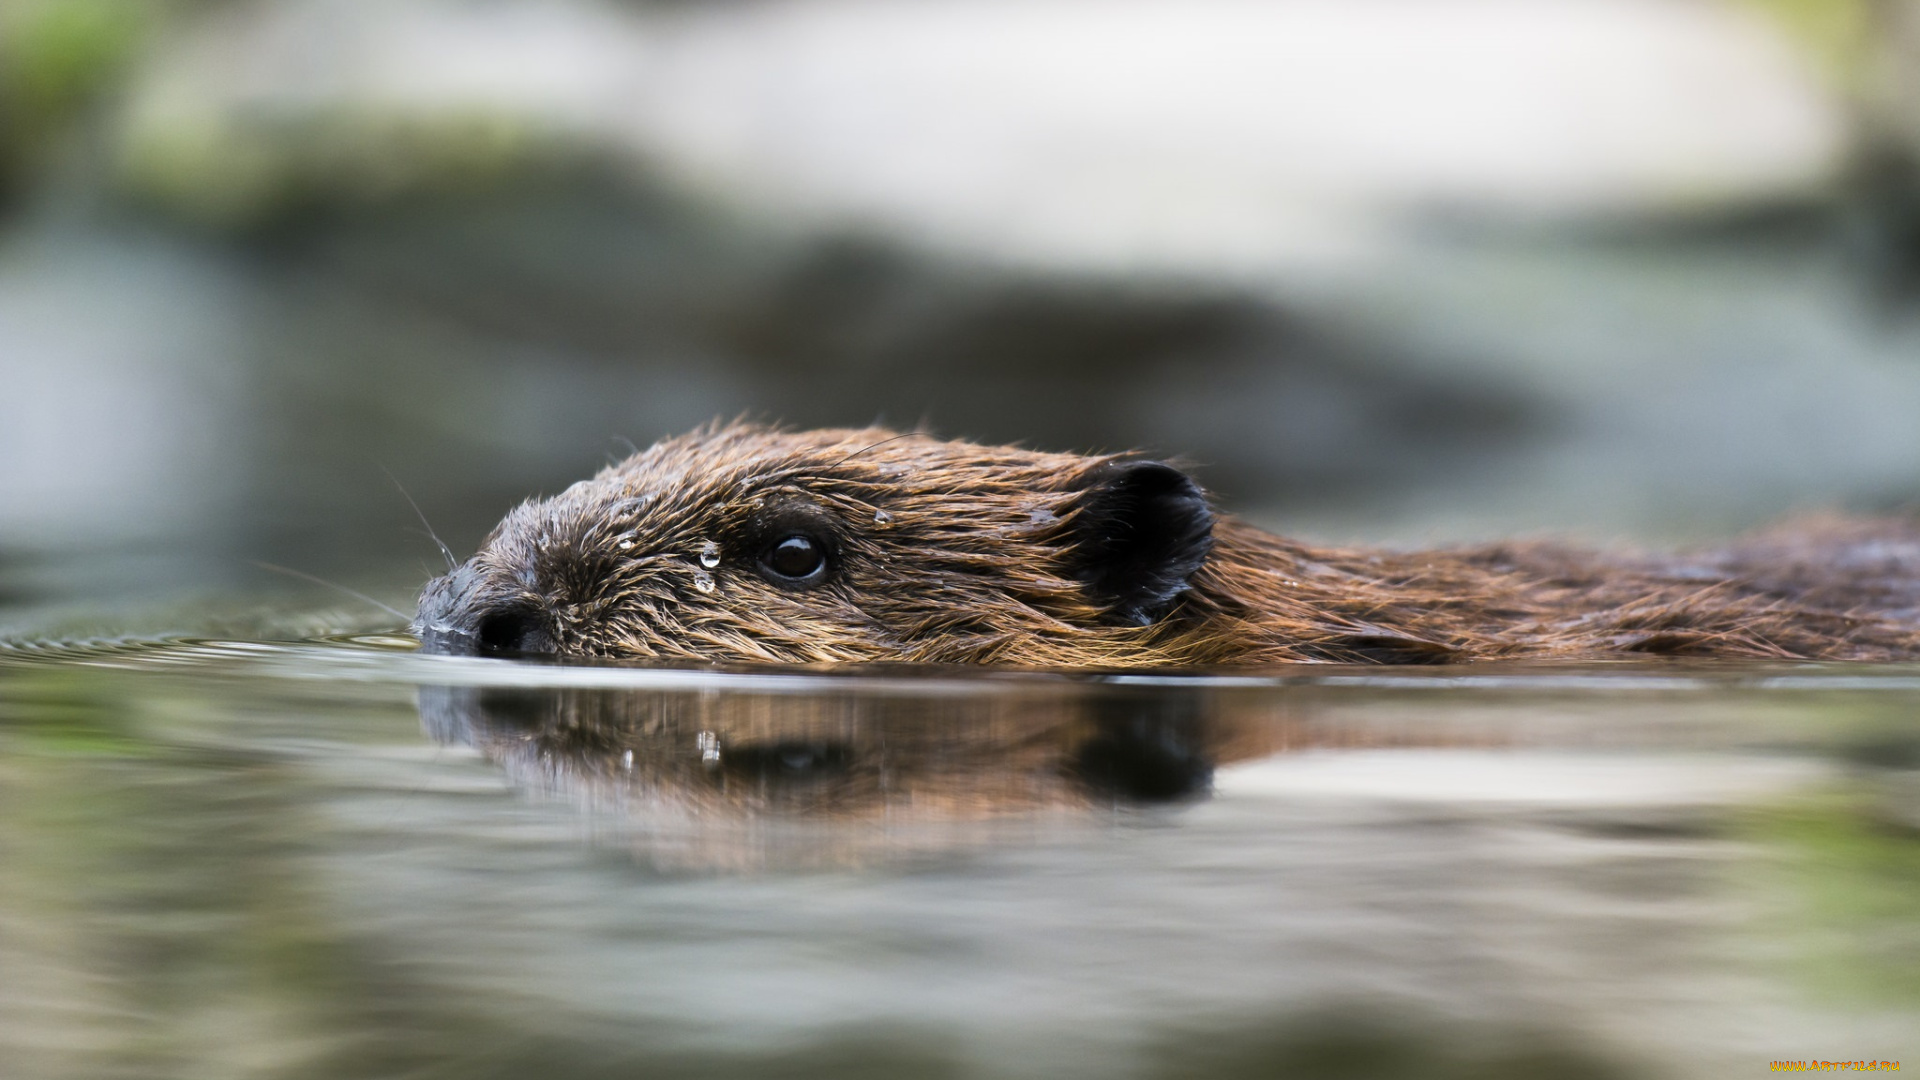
xmin=0 ymin=225 xmax=251 ymax=548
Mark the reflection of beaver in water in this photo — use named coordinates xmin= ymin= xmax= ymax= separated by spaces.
xmin=419 ymin=681 xmax=1227 ymax=815
xmin=414 ymin=423 xmax=1920 ymax=664
xmin=417 ymin=679 xmax=1476 ymax=818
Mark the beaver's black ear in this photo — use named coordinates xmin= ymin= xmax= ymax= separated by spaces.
xmin=1068 ymin=461 xmax=1214 ymax=626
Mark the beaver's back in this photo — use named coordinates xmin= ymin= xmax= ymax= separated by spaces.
xmin=1188 ymin=517 xmax=1920 ymax=663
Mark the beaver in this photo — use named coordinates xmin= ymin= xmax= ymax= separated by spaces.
xmin=412 ymin=422 xmax=1920 ymax=665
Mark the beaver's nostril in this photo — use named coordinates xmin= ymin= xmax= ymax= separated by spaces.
xmin=475 ymin=607 xmax=549 ymax=654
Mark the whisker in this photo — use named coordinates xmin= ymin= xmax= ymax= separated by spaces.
xmin=382 ymin=467 xmax=457 ymax=571
xmin=402 ymin=526 xmax=450 ymax=549
xmin=253 ymin=561 xmax=411 ymax=622
xmin=824 ymin=431 xmax=918 ymax=471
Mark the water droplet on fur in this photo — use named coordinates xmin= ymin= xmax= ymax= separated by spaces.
xmin=621 ymin=750 xmax=634 ymax=769
xmin=696 ymin=730 xmax=721 ymax=767
xmin=617 ymin=537 xmax=635 ymax=550
xmin=1028 ymin=509 xmax=1058 ymax=526
xmin=698 ymin=540 xmax=721 ymax=568
xmin=693 ymin=570 xmax=716 ymax=594
xmin=873 ymin=509 xmax=894 ymax=527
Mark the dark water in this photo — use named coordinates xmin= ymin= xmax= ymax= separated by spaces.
xmin=3 ymin=633 xmax=1917 ymax=1079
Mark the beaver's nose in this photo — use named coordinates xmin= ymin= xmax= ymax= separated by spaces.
xmin=414 ymin=570 xmax=557 ymax=657
xmin=471 ymin=605 xmax=555 ymax=655
xmin=417 ymin=603 xmax=555 ymax=656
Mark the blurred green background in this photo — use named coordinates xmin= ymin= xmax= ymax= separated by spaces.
xmin=6 ymin=0 xmax=1920 ymax=621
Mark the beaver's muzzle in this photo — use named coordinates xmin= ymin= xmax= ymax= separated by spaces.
xmin=412 ymin=565 xmax=557 ymax=657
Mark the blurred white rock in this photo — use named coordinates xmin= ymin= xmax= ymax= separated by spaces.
xmin=626 ymin=0 xmax=1841 ymax=275
xmin=118 ymin=0 xmax=1841 ymax=274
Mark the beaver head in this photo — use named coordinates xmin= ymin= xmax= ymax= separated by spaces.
xmin=413 ymin=423 xmax=1214 ymax=664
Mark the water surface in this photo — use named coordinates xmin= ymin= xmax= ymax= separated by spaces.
xmin=2 ymin=634 xmax=1917 ymax=1078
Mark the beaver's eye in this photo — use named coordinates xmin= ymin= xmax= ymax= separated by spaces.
xmin=760 ymin=534 xmax=827 ymax=585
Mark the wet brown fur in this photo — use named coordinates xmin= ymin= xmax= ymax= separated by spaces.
xmin=413 ymin=423 xmax=1920 ymax=665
